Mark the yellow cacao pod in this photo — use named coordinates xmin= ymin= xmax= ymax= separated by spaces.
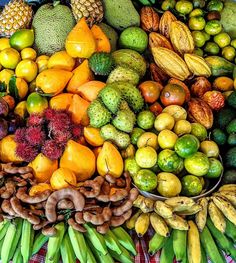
xmin=151 ymin=47 xmax=190 ymax=81
xmin=159 ymin=11 xmax=177 ymax=39
xmin=184 ymin=53 xmax=211 ymax=77
xmin=170 ymin=21 xmax=194 ymax=56
xmin=149 ymin=32 xmax=173 ymax=50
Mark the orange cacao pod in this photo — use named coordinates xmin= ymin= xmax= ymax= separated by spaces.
xmin=159 ymin=11 xmax=177 ymax=39
xmin=190 ymin=77 xmax=212 ymax=98
xmin=149 ymin=32 xmax=173 ymax=50
xmin=140 ymin=6 xmax=159 ymax=32
xmin=202 ymin=91 xmax=225 ymax=111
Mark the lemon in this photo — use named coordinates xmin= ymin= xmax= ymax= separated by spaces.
xmin=0 ymin=38 xmax=10 ymax=51
xmin=15 ymin=59 xmax=38 ymax=82
xmin=21 ymin=48 xmax=37 ymax=60
xmin=154 ymin=112 xmax=175 ymax=131
xmin=26 ymin=92 xmax=48 ymax=114
xmin=0 ymin=69 xmax=14 ymax=87
xmin=158 ymin=129 xmax=178 ymax=149
xmin=10 ymin=29 xmax=34 ymax=51
xmin=0 ymin=48 xmax=21 ymax=69
xmin=174 ymin=119 xmax=192 ymax=136
xmin=200 ymin=140 xmax=219 ymax=158
xmin=36 ymin=55 xmax=49 ymax=73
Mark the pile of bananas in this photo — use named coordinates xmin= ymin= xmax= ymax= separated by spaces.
xmin=128 ymin=184 xmax=236 ymax=262
xmin=0 ymin=218 xmax=136 ymax=263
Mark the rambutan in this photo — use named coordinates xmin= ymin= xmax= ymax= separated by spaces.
xmin=27 ymin=114 xmax=44 ymax=127
xmin=44 ymin=108 xmax=57 ymax=121
xmin=53 ymin=130 xmax=72 ymax=144
xmin=41 ymin=140 xmax=64 ymax=160
xmin=15 ymin=143 xmax=38 ymax=162
xmin=72 ymin=124 xmax=83 ymax=139
xmin=14 ymin=128 xmax=27 ymax=143
xmin=25 ymin=127 xmax=46 ymax=146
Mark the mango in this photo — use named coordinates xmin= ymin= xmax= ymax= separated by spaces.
xmin=47 ymin=51 xmax=76 ymax=71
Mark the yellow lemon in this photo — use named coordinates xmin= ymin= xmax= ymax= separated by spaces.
xmin=21 ymin=48 xmax=37 ymax=60
xmin=0 ymin=38 xmax=10 ymax=51
xmin=158 ymin=129 xmax=178 ymax=149
xmin=15 ymin=59 xmax=38 ymax=82
xmin=154 ymin=112 xmax=175 ymax=131
xmin=0 ymin=69 xmax=14 ymax=87
xmin=200 ymin=140 xmax=219 ymax=158
xmin=36 ymin=55 xmax=49 ymax=72
xmin=0 ymin=48 xmax=21 ymax=69
xmin=174 ymin=119 xmax=192 ymax=136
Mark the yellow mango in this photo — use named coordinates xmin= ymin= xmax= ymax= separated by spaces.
xmin=60 ymin=140 xmax=96 ymax=181
xmin=28 ymin=153 xmax=58 ymax=183
xmin=49 ymin=93 xmax=74 ymax=110
xmin=97 ymin=141 xmax=123 ymax=178
xmin=84 ymin=127 xmax=104 ymax=147
xmin=0 ymin=135 xmax=22 ymax=163
xmin=47 ymin=51 xmax=76 ymax=71
xmin=36 ymin=68 xmax=73 ymax=96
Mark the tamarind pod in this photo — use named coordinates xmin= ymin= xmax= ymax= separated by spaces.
xmin=148 ymin=233 xmax=168 ymax=256
xmin=125 ymin=209 xmax=142 ymax=229
xmin=104 ymin=230 xmax=122 ymax=255
xmin=187 ymin=220 xmax=201 ymax=263
xmin=60 ymin=232 xmax=76 ymax=263
xmin=112 ymin=226 xmax=137 ymax=256
xmin=1 ymin=220 xmax=17 ymax=263
xmin=46 ymin=222 xmax=65 ymax=262
xmin=173 ymin=229 xmax=187 ymax=262
xmin=208 ymin=201 xmax=226 ymax=233
xmin=0 ymin=220 xmax=10 ymax=241
xmin=32 ymin=232 xmax=49 ymax=256
xmin=134 ymin=213 xmax=150 ymax=237
xmin=84 ymin=223 xmax=108 ymax=256
xmin=8 ymin=218 xmax=23 ymax=260
xmin=160 ymin=232 xmax=175 ymax=263
xmin=20 ymin=219 xmax=32 ymax=263
xmin=12 ymin=244 xmax=23 ymax=263
xmin=150 ymin=212 xmax=170 ymax=237
xmin=68 ymin=225 xmax=87 ymax=263
xmin=195 ymin=198 xmax=208 ymax=232
xmin=225 ymin=218 xmax=236 ymax=243
xmin=219 ymin=184 xmax=236 ymax=192
xmin=108 ymin=245 xmax=134 ymax=263
xmin=86 ymin=245 xmax=97 ymax=263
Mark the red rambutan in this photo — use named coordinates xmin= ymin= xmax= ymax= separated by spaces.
xmin=27 ymin=114 xmax=44 ymax=127
xmin=15 ymin=143 xmax=38 ymax=162
xmin=14 ymin=128 xmax=27 ymax=143
xmin=53 ymin=130 xmax=72 ymax=144
xmin=72 ymin=124 xmax=83 ymax=139
xmin=25 ymin=126 xmax=46 ymax=146
xmin=44 ymin=108 xmax=57 ymax=121
xmin=41 ymin=140 xmax=64 ymax=160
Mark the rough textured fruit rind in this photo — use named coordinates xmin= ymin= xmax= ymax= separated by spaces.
xmin=149 ymin=32 xmax=173 ymax=50
xmin=184 ymin=54 xmax=211 ymax=77
xmin=151 ymin=47 xmax=190 ymax=81
xmin=107 ymin=66 xmax=140 ymax=85
xmin=159 ymin=11 xmax=177 ymax=39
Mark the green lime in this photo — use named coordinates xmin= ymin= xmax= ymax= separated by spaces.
xmin=131 ymin=127 xmax=145 ymax=145
xmin=202 ymin=31 xmax=211 ymax=41
xmin=134 ymin=169 xmax=157 ymax=192
xmin=150 ymin=162 xmax=161 ymax=173
xmin=211 ymin=128 xmax=227 ymax=145
xmin=222 ymin=46 xmax=236 ymax=61
xmin=214 ymin=32 xmax=231 ymax=48
xmin=174 ymin=134 xmax=200 ymax=158
xmin=191 ymin=123 xmax=208 ymax=141
xmin=227 ymin=134 xmax=236 ymax=146
xmin=137 ymin=110 xmax=155 ymax=130
xmin=193 ymin=0 xmax=205 ymax=8
xmin=189 ymin=16 xmax=206 ymax=31
xmin=119 ymin=27 xmax=148 ymax=53
xmin=205 ymin=20 xmax=222 ymax=35
xmin=192 ymin=31 xmax=206 ymax=47
xmin=205 ymin=158 xmax=223 ymax=178
xmin=26 ymin=92 xmax=48 ymax=114
xmin=10 ymin=29 xmax=34 ymax=51
xmin=204 ymin=41 xmax=220 ymax=55
xmin=193 ymin=48 xmax=204 ymax=56
xmin=175 ymin=0 xmax=193 ymax=14
xmin=189 ymin=8 xmax=204 ymax=17
xmin=181 ymin=175 xmax=203 ymax=196
xmin=124 ymin=157 xmax=140 ymax=177
xmin=157 ymin=149 xmax=184 ymax=173
xmin=161 ymin=0 xmax=176 ymax=10
xmin=184 ymin=152 xmax=210 ymax=176
xmin=231 ymin=39 xmax=236 ymax=49
xmin=135 ymin=146 xmax=158 ymax=168
xmin=207 ymin=0 xmax=224 ymax=12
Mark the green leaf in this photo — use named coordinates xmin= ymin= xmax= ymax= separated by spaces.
xmin=35 ymin=87 xmax=55 ymax=97
xmin=0 ymin=82 xmax=6 ymax=92
xmin=9 ymin=76 xmax=20 ymax=100
xmin=0 ymin=92 xmax=7 ymax=97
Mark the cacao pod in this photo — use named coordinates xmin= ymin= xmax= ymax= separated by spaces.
xmin=170 ymin=21 xmax=194 ymax=56
xmin=202 ymin=91 xmax=225 ymax=111
xmin=151 ymin=47 xmax=190 ymax=81
xmin=187 ymin=98 xmax=213 ymax=129
xmin=190 ymin=77 xmax=212 ymax=98
xmin=159 ymin=11 xmax=177 ymax=39
xmin=184 ymin=54 xmax=211 ymax=77
xmin=149 ymin=63 xmax=169 ymax=85
xmin=149 ymin=32 xmax=173 ymax=50
xmin=140 ymin=7 xmax=159 ymax=32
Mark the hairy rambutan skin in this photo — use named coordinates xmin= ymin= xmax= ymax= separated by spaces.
xmin=14 ymin=128 xmax=27 ymax=143
xmin=44 ymin=108 xmax=56 ymax=121
xmin=72 ymin=124 xmax=83 ymax=139
xmin=15 ymin=143 xmax=38 ymax=162
xmin=53 ymin=130 xmax=72 ymax=144
xmin=41 ymin=140 xmax=64 ymax=160
xmin=27 ymin=114 xmax=44 ymax=127
xmin=25 ymin=127 xmax=46 ymax=146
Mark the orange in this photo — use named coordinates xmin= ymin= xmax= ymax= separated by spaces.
xmin=50 ymin=167 xmax=77 ymax=190
xmin=21 ymin=47 xmax=37 ymax=60
xmin=0 ymin=48 xmax=21 ymax=69
xmin=29 ymin=183 xmax=52 ymax=197
xmin=15 ymin=59 xmax=38 ymax=82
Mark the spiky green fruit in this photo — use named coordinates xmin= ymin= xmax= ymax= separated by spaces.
xmin=89 ymin=52 xmax=115 ymax=76
xmin=112 ymin=109 xmax=135 ymax=133
xmin=107 ymin=66 xmax=140 ymax=85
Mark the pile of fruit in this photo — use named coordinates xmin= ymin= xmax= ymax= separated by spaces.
xmin=0 ymin=0 xmax=235 ymax=262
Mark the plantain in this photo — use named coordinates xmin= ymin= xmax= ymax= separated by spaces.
xmin=215 ymin=191 xmax=236 ymax=207
xmin=125 ymin=210 xmax=142 ymax=229
xmin=176 ymin=204 xmax=202 ymax=216
xmin=165 ymin=214 xmax=189 ymax=231
xmin=148 ymin=233 xmax=168 ymax=256
xmin=0 ymin=220 xmax=10 ymax=241
xmin=225 ymin=217 xmax=236 ymax=243
xmin=160 ymin=232 xmax=174 ymax=263
xmin=219 ymin=184 xmax=236 ymax=192
xmin=133 ymin=195 xmax=154 ymax=213
xmin=20 ymin=219 xmax=33 ymax=263
xmin=150 ymin=212 xmax=170 ymax=237
xmin=60 ymin=232 xmax=76 ymax=263
xmin=12 ymin=244 xmax=23 ymax=263
xmin=135 ymin=213 xmax=150 ymax=237
xmin=173 ymin=229 xmax=187 ymax=262
xmin=208 ymin=201 xmax=226 ymax=233
xmin=195 ymin=198 xmax=208 ymax=232
xmin=32 ymin=232 xmax=49 ymax=256
xmin=187 ymin=220 xmax=201 ymax=263
xmin=154 ymin=200 xmax=173 ymax=219
xmin=104 ymin=230 xmax=122 ymax=255
xmin=165 ymin=196 xmax=196 ymax=212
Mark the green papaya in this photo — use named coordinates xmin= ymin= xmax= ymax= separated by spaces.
xmin=205 ymin=56 xmax=235 ymax=76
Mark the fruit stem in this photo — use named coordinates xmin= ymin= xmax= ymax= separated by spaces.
xmin=53 ymin=0 xmax=60 ymax=7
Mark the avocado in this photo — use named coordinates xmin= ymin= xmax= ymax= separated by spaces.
xmin=227 ymin=134 xmax=236 ymax=146
xmin=222 ymin=169 xmax=236 ymax=184
xmin=103 ymin=0 xmax=140 ymax=31
xmin=214 ymin=107 xmax=236 ymax=129
xmin=226 ymin=119 xmax=236 ymax=134
xmin=212 ymin=128 xmax=227 ymax=145
xmin=227 ymin=91 xmax=236 ymax=109
xmin=225 ymin=147 xmax=236 ymax=168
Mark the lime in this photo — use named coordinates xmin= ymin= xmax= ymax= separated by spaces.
xmin=119 ymin=27 xmax=148 ymax=53
xmin=137 ymin=110 xmax=155 ymax=130
xmin=26 ymin=92 xmax=48 ymax=114
xmin=211 ymin=128 xmax=227 ymax=145
xmin=134 ymin=169 xmax=157 ymax=192
xmin=175 ymin=134 xmax=200 ymax=158
xmin=193 ymin=48 xmax=204 ymax=56
xmin=157 ymin=172 xmax=182 ymax=197
xmin=190 ymin=123 xmax=207 ymax=141
xmin=204 ymin=42 xmax=220 ymax=55
xmin=174 ymin=119 xmax=192 ymax=136
xmin=184 ymin=152 xmax=210 ymax=176
xmin=154 ymin=112 xmax=175 ymax=131
xmin=158 ymin=129 xmax=178 ymax=149
xmin=150 ymin=162 xmax=161 ymax=173
xmin=231 ymin=39 xmax=236 ymax=49
xmin=189 ymin=17 xmax=206 ymax=31
xmin=200 ymin=140 xmax=219 ymax=157
xmin=205 ymin=20 xmax=222 ymax=35
xmin=222 ymin=46 xmax=236 ymax=62
xmin=181 ymin=175 xmax=203 ymax=196
xmin=131 ymin=127 xmax=145 ymax=145
xmin=214 ymin=32 xmax=231 ymax=48
xmin=0 ymin=48 xmax=21 ymax=69
xmin=161 ymin=0 xmax=176 ymax=10
xmin=158 ymin=149 xmax=184 ymax=173
xmin=192 ymin=31 xmax=206 ymax=48
xmin=124 ymin=158 xmax=140 ymax=177
xmin=205 ymin=158 xmax=223 ymax=178
xmin=137 ymin=132 xmax=158 ymax=149
xmin=175 ymin=0 xmax=193 ymax=14
xmin=207 ymin=0 xmax=223 ymax=12
xmin=189 ymin=8 xmax=204 ymax=17
xmin=10 ymin=29 xmax=34 ymax=51
xmin=227 ymin=134 xmax=236 ymax=146
xmin=202 ymin=31 xmax=211 ymax=41
xmin=135 ymin=146 xmax=158 ymax=168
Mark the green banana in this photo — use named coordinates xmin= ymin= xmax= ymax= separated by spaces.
xmin=0 ymin=236 xmax=5 ymax=260
xmin=45 ymin=248 xmax=61 ymax=263
xmin=199 ymin=226 xmax=226 ymax=263
xmin=21 ymin=219 xmax=33 ymax=263
xmin=108 ymin=245 xmax=134 ymax=263
xmin=0 ymin=220 xmax=10 ymax=241
xmin=173 ymin=229 xmax=187 ymax=262
xmin=104 ymin=229 xmax=122 ymax=255
xmin=84 ymin=224 xmax=108 ymax=256
xmin=0 ymin=220 xmax=9 ymax=234
xmin=60 ymin=232 xmax=76 ymax=263
xmin=32 ymin=232 xmax=49 ymax=256
xmin=200 ymin=245 xmax=207 ymax=263
xmin=68 ymin=225 xmax=87 ymax=263
xmin=225 ymin=217 xmax=236 ymax=243
xmin=148 ymin=232 xmax=168 ymax=256
xmin=86 ymin=244 xmax=97 ymax=263
xmin=29 ymin=227 xmax=35 ymax=257
xmin=160 ymin=232 xmax=174 ymax=263
xmin=112 ymin=226 xmax=137 ymax=256
xmin=46 ymin=222 xmax=65 ymax=262
xmin=12 ymin=244 xmax=23 ymax=263
xmin=206 ymin=217 xmax=236 ymax=261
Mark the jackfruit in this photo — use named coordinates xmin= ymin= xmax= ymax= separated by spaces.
xmin=32 ymin=3 xmax=76 ymax=55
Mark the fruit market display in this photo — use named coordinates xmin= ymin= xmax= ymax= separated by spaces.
xmin=0 ymin=0 xmax=236 ymax=262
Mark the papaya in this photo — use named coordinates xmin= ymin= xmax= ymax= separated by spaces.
xmin=49 ymin=93 xmax=74 ymax=110
xmin=47 ymin=51 xmax=76 ymax=71
xmin=91 ymin=25 xmax=111 ymax=53
xmin=205 ymin=56 xmax=235 ymax=76
xmin=84 ymin=127 xmax=105 ymax=147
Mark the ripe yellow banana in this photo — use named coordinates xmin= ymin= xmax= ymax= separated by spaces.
xmin=133 ymin=195 xmax=154 ymax=213
xmin=126 ymin=210 xmax=142 ymax=229
xmin=165 ymin=214 xmax=189 ymax=230
xmin=187 ymin=220 xmax=201 ymax=263
xmin=150 ymin=212 xmax=170 ymax=237
xmin=212 ymin=196 xmax=236 ymax=226
xmin=177 ymin=204 xmax=202 ymax=216
xmin=165 ymin=197 xmax=196 ymax=212
xmin=135 ymin=213 xmax=150 ymax=237
xmin=195 ymin=198 xmax=208 ymax=232
xmin=208 ymin=201 xmax=226 ymax=233
xmin=215 ymin=191 xmax=236 ymax=207
xmin=154 ymin=200 xmax=173 ymax=218
xmin=219 ymin=184 xmax=236 ymax=192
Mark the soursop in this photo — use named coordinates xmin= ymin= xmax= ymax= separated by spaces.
xmin=32 ymin=3 xmax=76 ymax=55
xmin=87 ymin=99 xmax=111 ymax=128
xmin=89 ymin=52 xmax=115 ymax=76
xmin=98 ymin=84 xmax=122 ymax=113
xmin=112 ymin=109 xmax=135 ymax=133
